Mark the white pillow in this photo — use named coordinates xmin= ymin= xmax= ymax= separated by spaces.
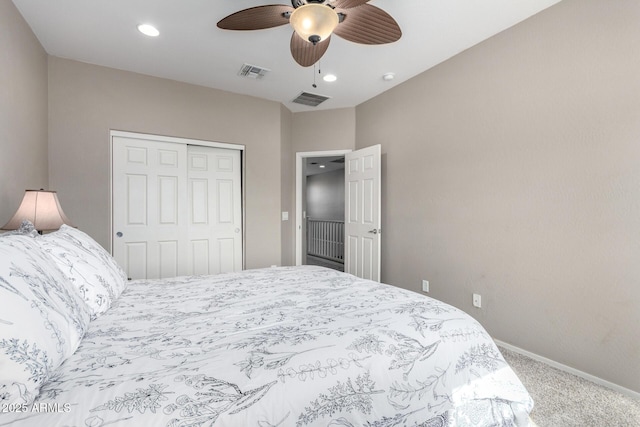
xmin=0 ymin=234 xmax=91 ymax=405
xmin=37 ymin=225 xmax=128 ymax=319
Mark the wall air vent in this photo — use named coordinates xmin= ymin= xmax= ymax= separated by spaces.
xmin=291 ymin=91 xmax=330 ymax=107
xmin=238 ymin=63 xmax=270 ymax=79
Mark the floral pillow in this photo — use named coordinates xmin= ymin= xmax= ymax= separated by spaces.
xmin=0 ymin=234 xmax=91 ymax=405
xmin=37 ymin=225 xmax=128 ymax=319
xmin=0 ymin=219 xmax=38 ymax=237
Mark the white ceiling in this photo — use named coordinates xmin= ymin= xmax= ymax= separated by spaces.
xmin=306 ymin=156 xmax=345 ymax=176
xmin=13 ymin=0 xmax=561 ymax=113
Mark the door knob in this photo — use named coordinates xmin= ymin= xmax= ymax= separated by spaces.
xmin=116 ymin=232 xmax=123 ymax=238
xmin=235 ymin=228 xmax=240 ymax=233
xmin=368 ymin=229 xmax=378 ymax=234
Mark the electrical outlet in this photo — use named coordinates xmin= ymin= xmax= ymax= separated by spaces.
xmin=473 ymin=293 xmax=482 ymax=308
xmin=422 ymin=280 xmax=429 ymax=293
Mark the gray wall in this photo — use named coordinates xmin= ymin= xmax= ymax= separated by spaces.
xmin=280 ymin=105 xmax=294 ymax=266
xmin=0 ymin=0 xmax=48 ymax=224
xmin=47 ymin=58 xmax=283 ymax=269
xmin=291 ymin=108 xmax=356 ymax=154
xmin=306 ymin=169 xmax=345 ymax=221
xmin=356 ymin=0 xmax=640 ymax=393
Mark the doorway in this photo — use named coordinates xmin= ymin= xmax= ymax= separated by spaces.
xmin=304 ymin=155 xmax=346 ymax=271
xmin=295 ymin=145 xmax=382 ymax=281
xmin=295 ymin=150 xmax=351 ymax=267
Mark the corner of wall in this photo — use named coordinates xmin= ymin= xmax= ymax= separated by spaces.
xmin=0 ymin=1 xmax=49 ymax=224
xmin=280 ymin=105 xmax=295 ymax=266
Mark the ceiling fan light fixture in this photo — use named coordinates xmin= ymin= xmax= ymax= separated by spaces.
xmin=290 ymin=4 xmax=339 ymax=44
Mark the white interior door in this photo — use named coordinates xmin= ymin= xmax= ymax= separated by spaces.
xmin=344 ymin=144 xmax=381 ymax=281
xmin=187 ymin=145 xmax=242 ymax=275
xmin=112 ymin=133 xmax=243 ymax=280
xmin=112 ymin=136 xmax=189 ymax=279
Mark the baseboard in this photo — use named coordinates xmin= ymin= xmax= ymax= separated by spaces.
xmin=494 ymin=339 xmax=640 ymax=401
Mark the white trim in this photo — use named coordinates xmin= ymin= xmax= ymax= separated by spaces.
xmin=495 ymin=339 xmax=640 ymax=400
xmin=110 ymin=130 xmax=245 ymax=151
xmin=108 ymin=130 xmax=114 ymax=254
xmin=295 ymin=149 xmax=352 ymax=266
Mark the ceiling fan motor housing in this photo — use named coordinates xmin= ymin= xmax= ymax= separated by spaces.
xmin=292 ymin=0 xmax=331 ymax=8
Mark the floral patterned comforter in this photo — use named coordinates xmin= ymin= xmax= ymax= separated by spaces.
xmin=2 ymin=266 xmax=533 ymax=426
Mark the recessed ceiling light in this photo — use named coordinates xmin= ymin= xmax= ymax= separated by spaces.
xmin=319 ymin=165 xmax=326 ymax=168
xmin=137 ymin=24 xmax=159 ymax=37
xmin=323 ymin=74 xmax=337 ymax=82
xmin=382 ymin=72 xmax=395 ymax=81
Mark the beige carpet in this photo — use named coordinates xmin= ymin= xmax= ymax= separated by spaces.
xmin=499 ymin=346 xmax=640 ymax=427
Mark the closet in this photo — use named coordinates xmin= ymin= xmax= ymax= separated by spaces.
xmin=111 ymin=131 xmax=243 ymax=279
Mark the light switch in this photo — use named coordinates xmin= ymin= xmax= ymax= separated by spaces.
xmin=473 ymin=293 xmax=482 ymax=308
xmin=282 ymin=211 xmax=289 ymax=221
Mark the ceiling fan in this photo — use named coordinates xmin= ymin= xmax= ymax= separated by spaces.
xmin=217 ymin=0 xmax=402 ymax=67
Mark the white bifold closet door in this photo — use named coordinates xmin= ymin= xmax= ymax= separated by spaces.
xmin=112 ymin=135 xmax=242 ymax=280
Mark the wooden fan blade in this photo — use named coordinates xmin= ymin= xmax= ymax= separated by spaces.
xmin=290 ymin=32 xmax=330 ymax=67
xmin=217 ymin=5 xmax=294 ymax=30
xmin=334 ymin=4 xmax=401 ymax=45
xmin=329 ymin=0 xmax=370 ymax=9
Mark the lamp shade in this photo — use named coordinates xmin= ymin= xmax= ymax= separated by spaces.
xmin=290 ymin=4 xmax=339 ymax=44
xmin=1 ymin=190 xmax=74 ymax=232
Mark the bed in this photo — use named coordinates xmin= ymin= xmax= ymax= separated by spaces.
xmin=1 ymin=223 xmax=533 ymax=426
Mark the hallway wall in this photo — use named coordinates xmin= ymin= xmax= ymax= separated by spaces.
xmin=306 ymin=169 xmax=345 ymax=221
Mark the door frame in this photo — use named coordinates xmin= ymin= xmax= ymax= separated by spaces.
xmin=109 ymin=130 xmax=246 ymax=268
xmin=295 ymin=149 xmax=352 ymax=266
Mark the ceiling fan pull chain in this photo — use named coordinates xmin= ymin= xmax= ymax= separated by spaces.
xmin=312 ymin=62 xmax=317 ymax=88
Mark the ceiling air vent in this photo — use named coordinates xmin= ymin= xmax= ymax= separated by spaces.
xmin=291 ymin=91 xmax=330 ymax=107
xmin=238 ymin=63 xmax=270 ymax=79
